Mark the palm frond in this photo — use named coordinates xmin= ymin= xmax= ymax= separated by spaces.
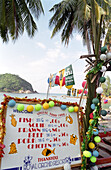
xmin=0 ymin=0 xmax=44 ymax=42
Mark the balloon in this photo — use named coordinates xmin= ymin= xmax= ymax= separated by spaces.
xmin=93 ymin=150 xmax=99 ymax=157
xmin=61 ymin=105 xmax=67 ymax=110
xmin=90 ymin=156 xmax=97 ymax=163
xmin=101 ymin=46 xmax=107 ymax=53
xmin=90 ymin=113 xmax=93 ymax=119
xmin=100 ymin=54 xmax=106 ymax=61
xmin=101 ymin=110 xmax=107 ymax=116
xmin=65 ymin=85 xmax=73 ymax=89
xmin=84 ymin=90 xmax=88 ymax=95
xmin=106 ymin=52 xmax=111 ymax=60
xmin=74 ymin=106 xmax=79 ymax=112
xmin=82 ymin=81 xmax=87 ymax=89
xmin=43 ymin=103 xmax=49 ymax=110
xmin=68 ymin=106 xmax=74 ymax=112
xmin=99 ymin=77 xmax=106 ymax=83
xmin=89 ymin=119 xmax=94 ymax=125
xmin=94 ymin=136 xmax=101 ymax=143
xmin=93 ymin=129 xmax=99 ymax=135
xmin=8 ymin=100 xmax=16 ymax=107
xmin=83 ymin=150 xmax=91 ymax=158
xmin=49 ymin=101 xmax=54 ymax=107
xmin=79 ymin=89 xmax=83 ymax=94
xmin=89 ymin=142 xmax=95 ymax=149
xmin=92 ymin=98 xmax=99 ymax=105
xmin=91 ymin=104 xmax=95 ymax=110
xmin=17 ymin=104 xmax=24 ymax=111
xmin=27 ymin=105 xmax=34 ymax=112
xmin=100 ymin=66 xmax=107 ymax=72
xmin=35 ymin=104 xmax=42 ymax=111
xmin=96 ymin=87 xmax=103 ymax=94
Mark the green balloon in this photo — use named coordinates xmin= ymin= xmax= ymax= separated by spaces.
xmin=101 ymin=110 xmax=107 ymax=116
xmin=90 ymin=156 xmax=96 ymax=163
xmin=68 ymin=106 xmax=74 ymax=112
xmin=17 ymin=104 xmax=24 ymax=111
xmin=35 ymin=104 xmax=42 ymax=111
xmin=83 ymin=150 xmax=91 ymax=158
xmin=101 ymin=46 xmax=107 ymax=53
xmin=94 ymin=136 xmax=101 ymax=143
xmin=49 ymin=101 xmax=54 ymax=107
xmin=99 ymin=77 xmax=106 ymax=83
xmin=92 ymin=98 xmax=99 ymax=105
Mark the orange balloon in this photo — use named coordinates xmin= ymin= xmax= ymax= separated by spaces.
xmin=43 ymin=103 xmax=49 ymax=110
xmin=27 ymin=105 xmax=34 ymax=112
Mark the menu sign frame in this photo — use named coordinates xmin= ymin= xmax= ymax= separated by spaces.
xmin=0 ymin=96 xmax=82 ymax=170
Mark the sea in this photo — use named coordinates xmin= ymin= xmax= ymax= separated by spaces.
xmin=0 ymin=92 xmax=110 ymax=110
xmin=0 ymin=92 xmax=86 ymax=108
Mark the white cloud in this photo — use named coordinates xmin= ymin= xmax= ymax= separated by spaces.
xmin=36 ymin=42 xmax=46 ymax=49
xmin=75 ymin=34 xmax=82 ymax=41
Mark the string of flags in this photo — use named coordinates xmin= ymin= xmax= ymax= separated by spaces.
xmin=47 ymin=64 xmax=75 ymax=89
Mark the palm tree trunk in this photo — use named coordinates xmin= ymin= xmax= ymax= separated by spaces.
xmin=85 ymin=73 xmax=97 ymax=131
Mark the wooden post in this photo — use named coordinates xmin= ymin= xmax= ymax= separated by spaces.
xmin=46 ymin=74 xmax=51 ymax=99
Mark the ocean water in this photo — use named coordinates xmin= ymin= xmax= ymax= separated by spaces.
xmin=0 ymin=92 xmax=86 ymax=107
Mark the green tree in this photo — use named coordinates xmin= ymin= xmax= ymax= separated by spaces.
xmin=102 ymin=76 xmax=111 ymax=96
xmin=49 ymin=0 xmax=111 ymax=132
xmin=0 ymin=0 xmax=44 ymax=42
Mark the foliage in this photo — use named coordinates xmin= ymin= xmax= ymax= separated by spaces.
xmin=0 ymin=73 xmax=34 ymax=92
xmin=0 ymin=0 xmax=44 ymax=42
xmin=49 ymin=0 xmax=111 ymax=55
xmin=102 ymin=75 xmax=111 ymax=96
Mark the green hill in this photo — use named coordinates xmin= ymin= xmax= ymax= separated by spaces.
xmin=0 ymin=73 xmax=34 ymax=93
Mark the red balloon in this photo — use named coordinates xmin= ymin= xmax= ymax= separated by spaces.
xmin=90 ymin=113 xmax=93 ymax=119
xmin=82 ymin=81 xmax=87 ymax=89
xmin=79 ymin=89 xmax=83 ymax=94
xmin=84 ymin=90 xmax=88 ymax=94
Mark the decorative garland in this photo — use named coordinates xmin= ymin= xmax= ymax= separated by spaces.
xmin=81 ymin=46 xmax=111 ymax=169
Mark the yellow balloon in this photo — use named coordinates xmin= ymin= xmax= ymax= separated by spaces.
xmin=89 ymin=119 xmax=93 ymax=124
xmin=74 ymin=106 xmax=79 ymax=112
xmin=43 ymin=103 xmax=49 ymax=110
xmin=27 ymin=105 xmax=34 ymax=112
xmin=65 ymin=85 xmax=73 ymax=89
xmin=89 ymin=142 xmax=95 ymax=149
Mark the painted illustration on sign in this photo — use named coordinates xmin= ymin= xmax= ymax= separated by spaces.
xmin=10 ymin=114 xmax=17 ymax=127
xmin=1 ymin=96 xmax=82 ymax=170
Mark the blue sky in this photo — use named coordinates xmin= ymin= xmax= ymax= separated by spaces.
xmin=0 ymin=0 xmax=110 ymax=94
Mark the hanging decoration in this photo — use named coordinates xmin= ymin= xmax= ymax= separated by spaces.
xmin=81 ymin=42 xmax=111 ymax=170
xmin=59 ymin=69 xmax=65 ymax=88
xmin=47 ymin=64 xmax=75 ymax=89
